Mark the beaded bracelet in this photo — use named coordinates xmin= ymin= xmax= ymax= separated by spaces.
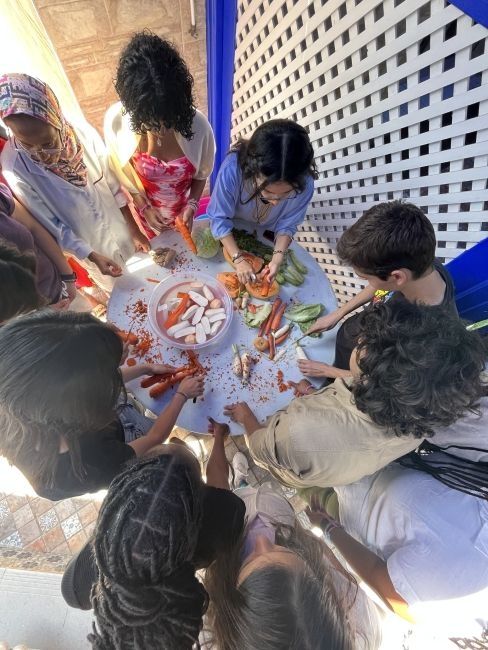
xmin=272 ymin=250 xmax=287 ymax=256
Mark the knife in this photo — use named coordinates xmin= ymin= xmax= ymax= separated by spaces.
xmin=273 ymin=332 xmax=310 ymax=362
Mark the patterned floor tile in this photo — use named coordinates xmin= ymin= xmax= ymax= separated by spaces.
xmin=77 ymin=503 xmax=98 ymax=528
xmin=67 ymin=529 xmax=88 ymax=554
xmin=0 ymin=499 xmax=10 ymax=524
xmin=84 ymin=521 xmax=96 ymax=539
xmin=61 ymin=513 xmax=82 ymax=540
xmin=43 ymin=525 xmax=65 ymax=552
xmin=12 ymin=503 xmax=34 ymax=529
xmin=5 ymin=494 xmax=28 ymax=513
xmin=18 ymin=519 xmax=41 ymax=545
xmin=26 ymin=537 xmax=48 ymax=553
xmin=38 ymin=508 xmax=59 ymax=533
xmin=0 ymin=514 xmax=16 ymax=540
xmin=54 ymin=499 xmax=76 ymax=521
xmin=0 ymin=530 xmax=23 ymax=548
xmin=52 ymin=540 xmax=71 ymax=555
xmin=29 ymin=496 xmax=55 ymax=518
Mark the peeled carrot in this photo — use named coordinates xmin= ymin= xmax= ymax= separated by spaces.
xmin=270 ymin=302 xmax=287 ymax=332
xmin=140 ymin=367 xmax=186 ymax=388
xmin=175 ymin=216 xmax=197 ymax=254
xmin=264 ymin=298 xmax=282 ymax=336
xmin=165 ymin=294 xmax=190 ymax=329
xmin=275 ymin=329 xmax=291 ymax=345
xmin=149 ymin=367 xmax=197 ymax=399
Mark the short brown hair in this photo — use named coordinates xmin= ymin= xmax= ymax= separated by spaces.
xmin=337 ymin=201 xmax=436 ymax=280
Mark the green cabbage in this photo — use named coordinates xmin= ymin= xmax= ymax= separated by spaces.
xmin=194 ymin=227 xmax=220 ymax=258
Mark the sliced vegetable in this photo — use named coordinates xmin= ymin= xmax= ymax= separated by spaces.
xmin=208 ymin=312 xmax=226 ymax=323
xmin=245 ymin=278 xmax=280 ymax=300
xmin=244 ymin=302 xmax=272 ymax=328
xmin=253 ymin=336 xmax=268 ymax=352
xmin=288 ymin=249 xmax=308 ymax=275
xmin=175 ymin=216 xmax=197 ymax=254
xmin=181 ymin=304 xmax=199 ymax=321
xmin=201 ymin=316 xmax=211 ymax=334
xmin=203 ymin=285 xmax=215 ymax=301
xmin=265 ymin=298 xmax=282 ymax=336
xmin=241 ymin=291 xmax=250 ymax=310
xmin=167 ymin=320 xmax=190 ymax=336
xmin=210 ymin=320 xmax=222 ymax=335
xmin=284 ymin=303 xmax=323 ymax=324
xmin=209 ymin=298 xmax=222 ymax=309
xmin=195 ymin=322 xmax=206 ymax=344
xmin=217 ymin=272 xmax=242 ymax=299
xmin=174 ymin=326 xmax=197 ymax=339
xmin=185 ymin=334 xmax=197 ymax=344
xmin=205 ymin=308 xmax=225 ymax=316
xmin=191 ymin=306 xmax=205 ymax=325
xmin=188 ymin=290 xmax=208 ymax=307
xmin=232 ymin=344 xmax=243 ymax=377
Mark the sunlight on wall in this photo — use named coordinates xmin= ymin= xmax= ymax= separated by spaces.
xmin=0 ymin=0 xmax=83 ymax=124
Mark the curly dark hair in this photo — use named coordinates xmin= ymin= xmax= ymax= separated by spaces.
xmin=115 ymin=30 xmax=196 ymax=139
xmin=88 ymin=453 xmax=208 ymax=650
xmin=352 ymin=301 xmax=486 ymax=438
xmin=337 ymin=201 xmax=436 ymax=280
xmin=232 ymin=119 xmax=317 ymax=202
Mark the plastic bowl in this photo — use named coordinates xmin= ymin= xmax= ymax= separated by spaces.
xmin=147 ymin=271 xmax=233 ymax=350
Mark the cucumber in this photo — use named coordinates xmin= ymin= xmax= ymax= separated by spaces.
xmin=288 ymin=249 xmax=308 ymax=275
xmin=283 ymin=270 xmax=303 ymax=286
xmin=276 ymin=272 xmax=285 ymax=285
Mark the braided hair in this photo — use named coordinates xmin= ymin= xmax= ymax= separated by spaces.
xmin=88 ymin=453 xmax=208 ymax=649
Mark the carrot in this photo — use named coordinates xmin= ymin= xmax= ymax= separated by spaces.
xmin=140 ymin=367 xmax=187 ymax=388
xmin=270 ymin=302 xmax=287 ymax=332
xmin=116 ymin=328 xmax=139 ymax=345
xmin=264 ymin=298 xmax=282 ymax=336
xmin=275 ymin=329 xmax=291 ymax=346
xmin=268 ymin=333 xmax=276 ymax=360
xmin=149 ymin=367 xmax=197 ymax=399
xmin=165 ymin=294 xmax=190 ymax=329
xmin=175 ymin=216 xmax=197 ymax=254
xmin=261 ymin=279 xmax=270 ymax=297
xmin=126 ymin=358 xmax=137 ymax=367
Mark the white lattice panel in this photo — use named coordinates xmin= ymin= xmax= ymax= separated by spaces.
xmin=230 ymin=0 xmax=488 ymax=304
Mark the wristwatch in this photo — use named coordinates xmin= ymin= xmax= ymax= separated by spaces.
xmin=60 ymin=272 xmax=77 ymax=283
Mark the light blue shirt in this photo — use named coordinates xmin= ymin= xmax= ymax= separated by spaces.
xmin=207 ymin=153 xmax=314 ymax=240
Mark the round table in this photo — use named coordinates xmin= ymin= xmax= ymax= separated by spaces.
xmin=107 ymin=221 xmax=338 ymax=434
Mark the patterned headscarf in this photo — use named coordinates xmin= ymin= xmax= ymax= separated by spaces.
xmin=0 ymin=74 xmax=87 ymax=187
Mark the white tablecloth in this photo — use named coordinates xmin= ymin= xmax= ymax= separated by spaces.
xmin=107 ymin=221 xmax=338 ymax=434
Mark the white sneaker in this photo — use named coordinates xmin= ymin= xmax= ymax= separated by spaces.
xmin=232 ymin=451 xmax=249 ymax=488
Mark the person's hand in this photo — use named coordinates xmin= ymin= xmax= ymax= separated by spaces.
xmin=262 ymin=260 xmax=280 ymax=283
xmin=307 ymin=311 xmax=342 ymax=335
xmin=144 ymin=363 xmax=179 ymax=376
xmin=131 ymin=227 xmax=150 ymax=253
xmin=143 ymin=206 xmax=166 ymax=232
xmin=180 ymin=205 xmax=196 ymax=233
xmin=305 ymin=493 xmax=338 ymax=528
xmin=207 ymin=416 xmax=230 ymax=438
xmin=64 ymin=280 xmax=77 ymax=305
xmin=88 ymin=252 xmax=123 ymax=277
xmin=50 ymin=298 xmax=70 ymax=311
xmin=179 ymin=374 xmax=205 ymax=399
xmin=223 ymin=401 xmax=254 ymax=424
xmin=287 ymin=379 xmax=314 ymax=397
xmin=235 ymin=259 xmax=254 ymax=284
xmin=297 ymin=359 xmax=332 ymax=378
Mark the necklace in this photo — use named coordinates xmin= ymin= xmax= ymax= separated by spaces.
xmin=255 ymin=197 xmax=272 ymax=224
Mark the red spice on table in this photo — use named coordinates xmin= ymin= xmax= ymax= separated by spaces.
xmin=146 ymin=278 xmax=160 ymax=283
xmin=126 ymin=358 xmax=137 ymax=366
xmin=277 ymin=369 xmax=290 ymax=393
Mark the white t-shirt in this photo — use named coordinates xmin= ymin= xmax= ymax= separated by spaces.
xmin=336 ymin=464 xmax=488 ymax=640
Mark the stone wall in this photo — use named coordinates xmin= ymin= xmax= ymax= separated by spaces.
xmin=33 ymin=0 xmax=207 ymax=132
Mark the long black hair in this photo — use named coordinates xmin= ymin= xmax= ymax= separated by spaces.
xmin=88 ymin=453 xmax=208 ymax=649
xmin=232 ymin=119 xmax=317 ymax=202
xmin=115 ymin=30 xmax=196 ymax=139
xmin=0 ymin=239 xmax=43 ymax=322
xmin=352 ymin=301 xmax=486 ymax=438
xmin=0 ymin=310 xmax=124 ymax=486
